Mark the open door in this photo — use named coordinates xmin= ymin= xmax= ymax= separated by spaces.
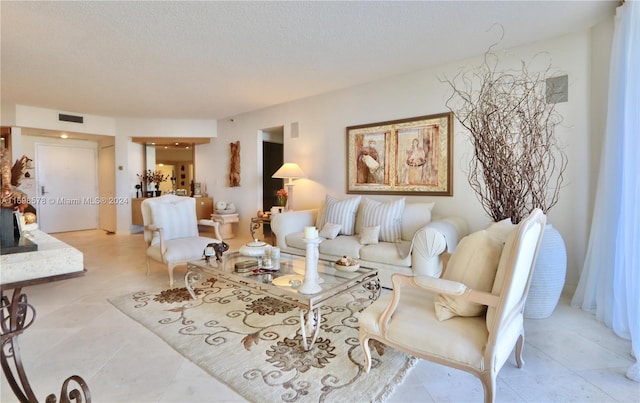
xmin=262 ymin=141 xmax=283 ymax=210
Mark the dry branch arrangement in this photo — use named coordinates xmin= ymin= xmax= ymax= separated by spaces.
xmin=443 ymin=46 xmax=567 ymax=223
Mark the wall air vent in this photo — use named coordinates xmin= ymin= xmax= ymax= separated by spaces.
xmin=58 ymin=113 xmax=84 ymax=124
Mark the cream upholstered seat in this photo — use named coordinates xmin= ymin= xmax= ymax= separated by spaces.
xmin=358 ymin=209 xmax=546 ymax=403
xmin=141 ymin=195 xmax=222 ymax=286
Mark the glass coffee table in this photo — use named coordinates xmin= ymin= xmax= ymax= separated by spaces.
xmin=185 ymin=251 xmax=380 ymax=350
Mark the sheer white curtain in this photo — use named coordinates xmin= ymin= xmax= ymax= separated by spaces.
xmin=571 ymin=1 xmax=639 ymax=382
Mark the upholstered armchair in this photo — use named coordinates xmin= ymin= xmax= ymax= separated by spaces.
xmin=358 ymin=209 xmax=546 ymax=403
xmin=141 ymin=195 xmax=222 ymax=286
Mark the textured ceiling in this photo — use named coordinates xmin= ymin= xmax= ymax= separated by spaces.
xmin=1 ymin=1 xmax=617 ymax=120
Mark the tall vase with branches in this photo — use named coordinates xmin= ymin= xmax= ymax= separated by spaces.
xmin=444 ymin=48 xmax=567 ymax=224
xmin=443 ymin=42 xmax=568 ymax=318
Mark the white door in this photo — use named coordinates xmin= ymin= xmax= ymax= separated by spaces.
xmin=36 ymin=143 xmax=98 ymax=233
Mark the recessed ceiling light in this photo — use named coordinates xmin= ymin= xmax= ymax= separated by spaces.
xmin=60 ymin=134 xmax=69 ymax=139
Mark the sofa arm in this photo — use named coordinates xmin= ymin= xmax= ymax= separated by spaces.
xmin=411 ymin=216 xmax=468 ymax=277
xmin=270 ymin=209 xmax=318 ymax=249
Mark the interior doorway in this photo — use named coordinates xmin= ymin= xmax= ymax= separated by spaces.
xmin=263 ymin=141 xmax=283 ymax=210
xmin=261 ymin=126 xmax=284 ymax=211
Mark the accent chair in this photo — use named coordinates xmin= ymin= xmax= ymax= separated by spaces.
xmin=358 ymin=208 xmax=547 ymax=403
xmin=141 ymin=195 xmax=222 ymax=286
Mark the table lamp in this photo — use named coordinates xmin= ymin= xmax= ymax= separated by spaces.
xmin=272 ymin=162 xmax=306 ymax=211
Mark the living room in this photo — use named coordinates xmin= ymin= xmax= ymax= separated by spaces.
xmin=2 ymin=1 xmax=638 ymax=402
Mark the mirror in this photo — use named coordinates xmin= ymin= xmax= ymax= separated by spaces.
xmin=133 ymin=137 xmax=210 ymax=198
xmin=143 ymin=142 xmax=195 ymax=196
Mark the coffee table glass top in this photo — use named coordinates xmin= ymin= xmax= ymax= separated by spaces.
xmin=186 ymin=251 xmax=380 ymax=351
xmin=186 ymin=251 xmax=378 ymax=303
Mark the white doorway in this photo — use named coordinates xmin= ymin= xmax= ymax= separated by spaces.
xmin=35 ymin=143 xmax=98 ymax=233
xmin=98 ymin=143 xmax=116 ymax=233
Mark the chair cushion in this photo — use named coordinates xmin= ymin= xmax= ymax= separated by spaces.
xmin=434 ymin=230 xmax=503 ymax=320
xmin=359 ymin=225 xmax=380 ymax=245
xmin=401 ymin=202 xmax=435 ymax=241
xmin=318 ymin=235 xmax=362 ymax=259
xmin=359 ymin=288 xmax=488 ymax=369
xmin=356 ymin=198 xmax=405 ymax=242
xmin=486 ymin=225 xmax=518 ymax=331
xmin=319 ymin=222 xmax=342 ymax=239
xmin=150 ymin=198 xmax=199 ymax=243
xmin=146 ymin=236 xmax=214 ymax=264
xmin=316 ymin=195 xmax=361 ymax=236
xmin=360 ymin=241 xmax=412 ymax=267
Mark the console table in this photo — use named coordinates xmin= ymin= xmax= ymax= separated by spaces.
xmin=131 ymin=196 xmax=213 ymax=226
xmin=1 ymin=230 xmax=91 ymax=402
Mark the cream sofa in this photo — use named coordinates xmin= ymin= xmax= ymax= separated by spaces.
xmin=270 ymin=196 xmax=467 ymax=289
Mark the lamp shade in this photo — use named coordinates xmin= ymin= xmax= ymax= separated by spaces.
xmin=272 ymin=163 xmax=306 ymax=179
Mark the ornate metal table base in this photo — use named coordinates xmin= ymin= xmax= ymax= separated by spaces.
xmin=299 ymin=277 xmax=380 ymax=351
xmin=1 ymin=288 xmax=91 ymax=403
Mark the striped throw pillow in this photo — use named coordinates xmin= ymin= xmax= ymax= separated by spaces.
xmin=317 ymin=195 xmax=361 ymax=236
xmin=359 ymin=198 xmax=405 ymax=242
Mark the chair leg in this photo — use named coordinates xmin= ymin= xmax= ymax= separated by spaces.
xmin=515 ymin=332 xmax=525 ymax=368
xmin=167 ymin=263 xmax=176 ymax=287
xmin=146 ymin=257 xmax=151 ymax=276
xmin=359 ymin=333 xmax=372 ymax=373
xmin=479 ymin=372 xmax=496 ymax=403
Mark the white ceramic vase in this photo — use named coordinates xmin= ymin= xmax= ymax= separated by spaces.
xmin=524 ymin=224 xmax=567 ymax=319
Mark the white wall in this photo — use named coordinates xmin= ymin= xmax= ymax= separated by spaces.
xmin=201 ymin=26 xmax=614 ymax=291
xmin=14 ymin=105 xmax=117 ymax=135
xmin=3 ymin=106 xmax=218 ymax=234
xmin=2 ymin=21 xmax=614 ymax=289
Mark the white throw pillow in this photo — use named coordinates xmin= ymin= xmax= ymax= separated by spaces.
xmin=316 ymin=195 xmax=361 ymax=236
xmin=434 ymin=230 xmax=503 ymax=321
xmin=358 ymin=198 xmax=405 ymax=242
xmin=319 ymin=223 xmax=341 ymax=239
xmin=360 ymin=226 xmax=380 ymax=245
xmin=401 ymin=202 xmax=435 ymax=241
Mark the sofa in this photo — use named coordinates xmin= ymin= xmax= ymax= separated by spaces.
xmin=270 ymin=195 xmax=467 ymax=289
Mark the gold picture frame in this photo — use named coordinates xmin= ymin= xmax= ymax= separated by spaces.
xmin=346 ymin=112 xmax=453 ymax=195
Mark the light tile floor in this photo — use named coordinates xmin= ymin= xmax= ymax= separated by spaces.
xmin=2 ymin=229 xmax=638 ymax=402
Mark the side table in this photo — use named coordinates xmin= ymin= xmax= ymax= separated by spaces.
xmin=1 ymin=274 xmax=91 ymax=403
xmin=211 ymin=213 xmax=239 ymax=239
xmin=1 ymin=230 xmax=90 ymax=402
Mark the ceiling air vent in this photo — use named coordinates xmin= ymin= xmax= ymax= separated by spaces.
xmin=58 ymin=113 xmax=84 ymax=124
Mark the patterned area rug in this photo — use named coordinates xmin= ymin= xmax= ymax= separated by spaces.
xmin=109 ymin=277 xmax=416 ymax=402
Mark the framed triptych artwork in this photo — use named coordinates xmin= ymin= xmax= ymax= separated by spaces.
xmin=346 ymin=112 xmax=453 ymax=195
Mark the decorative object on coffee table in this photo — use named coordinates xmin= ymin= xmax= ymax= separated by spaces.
xmin=335 ymin=256 xmax=360 ymax=272
xmin=239 ymin=239 xmax=267 ymax=257
xmin=298 ymin=227 xmax=322 ymax=295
